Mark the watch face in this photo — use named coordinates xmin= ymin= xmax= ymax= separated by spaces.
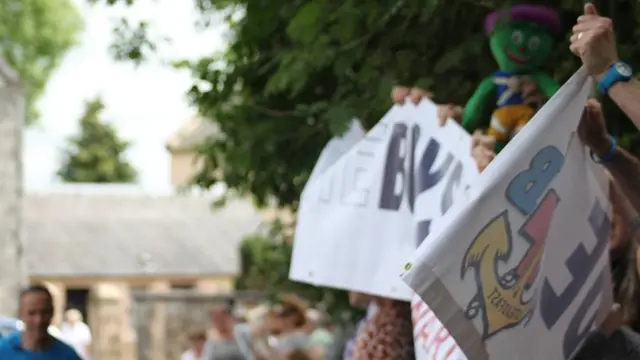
xmin=615 ymin=63 xmax=633 ymax=77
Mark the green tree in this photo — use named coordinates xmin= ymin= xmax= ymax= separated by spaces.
xmin=97 ymin=0 xmax=640 ymax=207
xmin=58 ymin=97 xmax=138 ymax=183
xmin=0 ymin=0 xmax=84 ymax=124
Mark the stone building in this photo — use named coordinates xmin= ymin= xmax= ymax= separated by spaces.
xmin=166 ymin=116 xmax=220 ymax=189
xmin=166 ymin=116 xmax=295 ymax=225
xmin=24 ymin=186 xmax=262 ymax=360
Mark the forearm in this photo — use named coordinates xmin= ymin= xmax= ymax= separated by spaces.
xmin=600 ymin=145 xmax=640 ymax=214
xmin=607 ymin=79 xmax=640 ymax=130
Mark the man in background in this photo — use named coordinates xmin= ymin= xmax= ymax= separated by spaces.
xmin=0 ymin=285 xmax=81 ymax=359
xmin=202 ymin=300 xmax=245 ymax=360
xmin=59 ymin=309 xmax=92 ymax=360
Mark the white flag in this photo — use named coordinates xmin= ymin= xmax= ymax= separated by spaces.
xmin=402 ymin=69 xmax=613 ymax=360
xmin=291 ymin=103 xmax=477 ymax=360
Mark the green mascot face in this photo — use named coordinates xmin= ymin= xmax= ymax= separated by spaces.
xmin=489 ymin=21 xmax=554 ymax=74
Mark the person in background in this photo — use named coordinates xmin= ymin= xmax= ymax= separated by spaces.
xmin=0 ymin=285 xmax=81 ymax=359
xmin=305 ymin=309 xmax=333 ymax=360
xmin=251 ymin=295 xmax=312 ymax=360
xmin=342 ymin=292 xmax=375 ymax=360
xmin=572 ymin=182 xmax=640 ymax=359
xmin=273 ymin=294 xmax=311 ymax=356
xmin=232 ymin=321 xmax=254 ymax=360
xmin=202 ymin=300 xmax=245 ymax=360
xmin=608 ymin=180 xmax=638 ymax=297
xmin=59 ymin=309 xmax=92 ymax=360
xmin=250 ymin=309 xmax=278 ymax=360
xmin=235 ymin=304 xmax=271 ymax=359
xmin=568 ymin=102 xmax=640 ymax=359
xmin=352 ymin=297 xmax=414 ymax=360
xmin=182 ymin=329 xmax=207 ymax=360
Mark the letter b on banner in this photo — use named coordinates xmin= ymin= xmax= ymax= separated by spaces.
xmin=506 ymin=146 xmax=564 ymax=215
xmin=380 ymin=122 xmax=455 ymax=212
xmin=379 ymin=123 xmax=409 ymax=210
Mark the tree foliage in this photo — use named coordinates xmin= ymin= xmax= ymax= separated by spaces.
xmin=180 ymin=0 xmax=639 ymax=209
xmin=0 ymin=0 xmax=83 ymax=124
xmin=98 ymin=0 xmax=640 ymax=206
xmin=58 ymin=97 xmax=138 ymax=183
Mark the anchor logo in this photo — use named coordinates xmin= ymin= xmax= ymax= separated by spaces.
xmin=461 ymin=189 xmax=559 ymax=340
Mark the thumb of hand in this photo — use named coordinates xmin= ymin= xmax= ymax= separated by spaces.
xmin=584 ymin=3 xmax=598 ymax=15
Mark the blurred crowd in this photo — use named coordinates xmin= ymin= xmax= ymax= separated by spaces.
xmin=180 ymin=292 xmax=414 ymax=360
xmin=181 ymin=294 xmax=344 ymax=360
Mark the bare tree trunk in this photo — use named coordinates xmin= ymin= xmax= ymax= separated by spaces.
xmin=0 ymin=60 xmax=26 ymax=317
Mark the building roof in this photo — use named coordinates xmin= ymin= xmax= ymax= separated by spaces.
xmin=166 ymin=116 xmax=220 ymax=153
xmin=24 ymin=187 xmax=263 ymax=278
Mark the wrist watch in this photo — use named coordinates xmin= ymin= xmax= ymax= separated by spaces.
xmin=597 ymin=62 xmax=633 ymax=94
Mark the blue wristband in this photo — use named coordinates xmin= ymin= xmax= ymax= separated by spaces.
xmin=589 ymin=135 xmax=616 ymax=164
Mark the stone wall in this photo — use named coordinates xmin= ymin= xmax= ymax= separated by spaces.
xmin=0 ymin=61 xmax=25 ymax=317
xmin=170 ymin=152 xmax=203 ymax=187
xmin=89 ymin=282 xmax=137 ymax=360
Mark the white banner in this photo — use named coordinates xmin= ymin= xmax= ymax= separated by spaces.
xmin=305 ymin=119 xmax=366 ymax=187
xmin=291 ymin=101 xmax=478 ymax=300
xmin=402 ymin=69 xmax=613 ymax=360
xmin=412 ymin=293 xmax=467 ymax=360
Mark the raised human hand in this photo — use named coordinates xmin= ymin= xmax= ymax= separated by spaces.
xmin=471 ymin=131 xmax=496 ymax=172
xmin=569 ymin=3 xmax=619 ymax=79
xmin=577 ymin=98 xmax=611 ymax=157
xmin=391 ymin=86 xmax=433 ymax=105
xmin=437 ymin=104 xmax=463 ymax=126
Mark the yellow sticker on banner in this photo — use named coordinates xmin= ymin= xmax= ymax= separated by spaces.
xmin=403 ymin=262 xmax=412 ymax=271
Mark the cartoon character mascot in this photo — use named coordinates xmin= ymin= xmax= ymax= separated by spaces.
xmin=462 ymin=5 xmax=561 ymax=152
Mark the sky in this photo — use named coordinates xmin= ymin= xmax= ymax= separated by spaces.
xmin=24 ymin=0 xmax=226 ymax=193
